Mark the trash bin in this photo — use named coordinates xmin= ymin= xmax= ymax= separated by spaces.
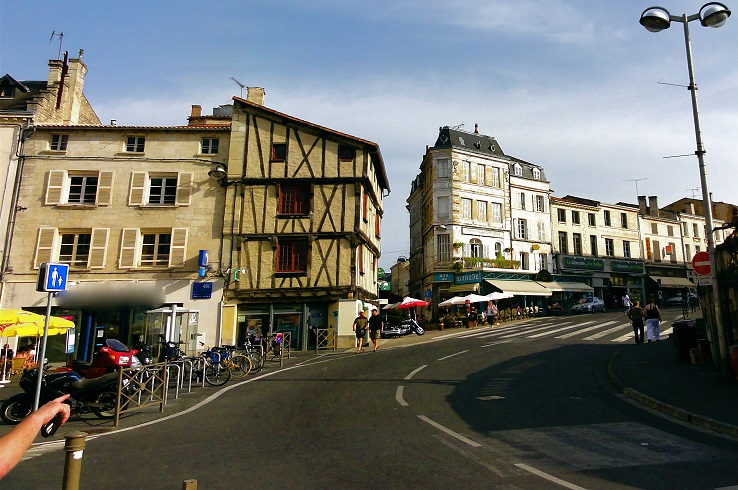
xmin=672 ymin=319 xmax=705 ymax=363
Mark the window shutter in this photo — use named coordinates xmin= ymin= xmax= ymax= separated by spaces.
xmin=88 ymin=228 xmax=109 ymax=268
xmin=45 ymin=170 xmax=66 ymax=205
xmin=128 ymin=172 xmax=147 ymax=205
xmin=169 ymin=228 xmax=188 ymax=267
xmin=34 ymin=227 xmax=57 ymax=268
xmin=175 ymin=172 xmax=193 ymax=206
xmin=96 ymin=171 xmax=114 ymax=206
xmin=119 ymin=228 xmax=139 ymax=268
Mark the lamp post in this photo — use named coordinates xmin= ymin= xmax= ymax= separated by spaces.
xmin=639 ymin=2 xmax=731 ymax=375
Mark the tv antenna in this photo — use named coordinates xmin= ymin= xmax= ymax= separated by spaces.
xmin=450 ymin=122 xmax=465 ymax=130
xmin=230 ymin=77 xmax=245 ymax=97
xmin=686 ymin=187 xmax=701 ymax=198
xmin=49 ymin=31 xmax=64 ymax=60
xmin=624 ymin=177 xmax=647 ymax=197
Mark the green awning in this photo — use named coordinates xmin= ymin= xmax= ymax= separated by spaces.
xmin=536 ymin=281 xmax=593 ymax=293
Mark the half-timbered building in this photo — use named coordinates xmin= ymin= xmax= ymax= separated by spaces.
xmin=219 ymin=89 xmax=390 ymax=350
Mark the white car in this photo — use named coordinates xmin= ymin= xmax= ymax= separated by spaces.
xmin=571 ymin=297 xmax=606 ymax=314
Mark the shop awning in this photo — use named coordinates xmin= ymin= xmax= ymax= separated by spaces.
xmin=446 ymin=283 xmax=479 ymax=293
xmin=485 ymin=279 xmax=552 ymax=297
xmin=648 ymin=275 xmax=695 ymax=288
xmin=536 ymin=281 xmax=593 ymax=293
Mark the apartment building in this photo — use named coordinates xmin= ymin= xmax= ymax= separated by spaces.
xmin=218 ymin=90 xmax=389 ymax=350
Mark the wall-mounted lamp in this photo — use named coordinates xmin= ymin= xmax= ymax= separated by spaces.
xmin=208 ymin=164 xmax=227 ymax=180
xmin=435 ymin=224 xmax=447 ymax=231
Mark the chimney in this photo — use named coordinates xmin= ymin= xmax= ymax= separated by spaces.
xmin=474 ymin=124 xmax=479 ymax=134
xmin=190 ymin=105 xmax=202 ymax=118
xmin=246 ymin=87 xmax=265 ymax=105
xmin=648 ymin=196 xmax=659 ymax=216
xmin=687 ymin=202 xmax=695 ymax=214
xmin=47 ymin=59 xmax=63 ymax=86
xmin=637 ymin=196 xmax=648 ymax=215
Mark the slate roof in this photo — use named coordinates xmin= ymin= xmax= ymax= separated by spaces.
xmin=432 ymin=126 xmax=504 ymax=157
xmin=0 ymin=75 xmax=47 ymax=111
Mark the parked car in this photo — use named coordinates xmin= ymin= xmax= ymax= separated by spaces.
xmin=571 ymin=296 xmax=606 ymax=314
xmin=664 ymin=293 xmax=698 ymax=307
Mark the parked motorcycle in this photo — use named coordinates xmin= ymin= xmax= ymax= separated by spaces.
xmin=0 ymin=366 xmax=126 ymax=424
xmin=158 ymin=335 xmax=186 ymax=362
xmin=62 ymin=338 xmax=138 ymax=379
xmin=380 ymin=318 xmax=425 ymax=338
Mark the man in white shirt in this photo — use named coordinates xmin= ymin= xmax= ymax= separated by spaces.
xmin=622 ymin=294 xmax=632 ymax=315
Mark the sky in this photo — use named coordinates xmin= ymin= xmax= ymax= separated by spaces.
xmin=2 ymin=0 xmax=737 ymax=271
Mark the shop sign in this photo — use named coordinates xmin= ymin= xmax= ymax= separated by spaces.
xmin=562 ymin=256 xmax=604 ymax=271
xmin=192 ymin=282 xmax=213 ymax=299
xmin=645 ymin=237 xmax=652 ymax=261
xmin=611 ymin=260 xmax=643 ymax=273
xmin=455 ymin=271 xmax=481 ymax=284
xmin=433 ymin=272 xmax=454 ymax=282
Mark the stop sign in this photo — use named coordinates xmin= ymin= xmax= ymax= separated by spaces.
xmin=692 ymin=251 xmax=711 ymax=276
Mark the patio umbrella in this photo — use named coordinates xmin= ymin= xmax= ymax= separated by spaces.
xmin=438 ymin=297 xmax=463 ymax=307
xmin=461 ymin=293 xmax=489 ymax=304
xmin=484 ymin=292 xmax=514 ymax=301
xmin=382 ymin=302 xmax=399 ymax=310
xmin=396 ymin=297 xmax=430 ymax=308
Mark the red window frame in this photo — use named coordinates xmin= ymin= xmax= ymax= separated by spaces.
xmin=271 ymin=143 xmax=287 ymax=162
xmin=278 ymin=184 xmax=310 ymax=216
xmin=276 ymin=240 xmax=308 ymax=273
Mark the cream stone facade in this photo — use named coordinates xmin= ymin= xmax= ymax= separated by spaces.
xmin=219 ymin=91 xmax=389 ymax=350
xmin=3 ymin=122 xmax=229 ymax=361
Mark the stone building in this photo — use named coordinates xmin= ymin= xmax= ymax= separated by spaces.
xmin=217 ymin=89 xmax=389 ymax=350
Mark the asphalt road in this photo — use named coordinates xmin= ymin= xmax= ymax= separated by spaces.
xmin=6 ymin=310 xmax=738 ymax=489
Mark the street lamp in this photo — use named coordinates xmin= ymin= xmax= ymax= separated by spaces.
xmin=639 ymin=2 xmax=731 ymax=375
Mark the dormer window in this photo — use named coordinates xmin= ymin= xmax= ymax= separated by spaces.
xmin=532 ymin=167 xmax=541 ymax=180
xmin=513 ymin=164 xmax=523 ymax=176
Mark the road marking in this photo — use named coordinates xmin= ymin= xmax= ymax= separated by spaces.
xmin=556 ymin=321 xmax=616 ymax=339
xmin=481 ymin=339 xmax=512 ymax=348
xmin=514 ymin=463 xmax=588 ymax=490
xmin=417 ymin=415 xmax=482 ymax=447
xmin=438 ymin=350 xmax=468 ymax=361
xmin=582 ymin=323 xmax=630 ymax=341
xmin=477 ymin=395 xmax=505 ymax=400
xmin=405 ymin=364 xmax=427 ymax=380
xmin=526 ymin=320 xmax=596 ymax=338
xmin=395 ymin=386 xmax=409 ymax=406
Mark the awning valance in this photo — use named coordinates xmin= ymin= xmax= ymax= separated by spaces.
xmin=446 ymin=283 xmax=479 ymax=293
xmin=485 ymin=279 xmax=552 ymax=297
xmin=648 ymin=275 xmax=694 ymax=288
xmin=536 ymin=281 xmax=593 ymax=293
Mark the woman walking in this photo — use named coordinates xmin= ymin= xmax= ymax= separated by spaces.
xmin=628 ymin=300 xmax=645 ymax=344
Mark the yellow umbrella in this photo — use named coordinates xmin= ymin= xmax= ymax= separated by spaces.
xmin=2 ymin=323 xmax=74 ymax=337
xmin=0 ymin=309 xmax=46 ymax=327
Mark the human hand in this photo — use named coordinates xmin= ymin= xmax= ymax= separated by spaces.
xmin=35 ymin=394 xmax=71 ymax=428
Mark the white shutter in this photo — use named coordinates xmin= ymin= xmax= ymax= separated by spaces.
xmin=169 ymin=228 xmax=188 ymax=267
xmin=96 ymin=171 xmax=114 ymax=206
xmin=119 ymin=228 xmax=139 ymax=268
xmin=34 ymin=227 xmax=57 ymax=268
xmin=175 ymin=172 xmax=193 ymax=206
xmin=45 ymin=170 xmax=67 ymax=205
xmin=88 ymin=228 xmax=109 ymax=268
xmin=128 ymin=172 xmax=147 ymax=206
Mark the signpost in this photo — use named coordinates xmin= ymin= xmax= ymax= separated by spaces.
xmin=34 ymin=263 xmax=69 ymax=410
xmin=692 ymin=251 xmax=711 ymax=276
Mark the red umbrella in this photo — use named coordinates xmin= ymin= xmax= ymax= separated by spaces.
xmin=396 ymin=297 xmax=430 ymax=308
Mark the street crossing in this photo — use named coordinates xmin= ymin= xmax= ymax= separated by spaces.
xmin=454 ymin=314 xmax=677 ymax=344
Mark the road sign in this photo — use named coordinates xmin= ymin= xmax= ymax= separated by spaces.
xmin=36 ymin=262 xmax=69 ymax=292
xmin=698 ymin=275 xmax=713 ymax=286
xmin=691 ymin=252 xmax=711 ymax=276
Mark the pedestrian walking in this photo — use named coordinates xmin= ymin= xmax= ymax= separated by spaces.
xmin=368 ymin=309 xmax=384 ymax=352
xmin=644 ymin=297 xmax=662 ymax=342
xmin=622 ymin=293 xmax=632 ymax=316
xmin=628 ymin=300 xmax=645 ymax=344
xmin=352 ymin=310 xmax=368 ymax=353
xmin=487 ymin=301 xmax=498 ymax=325
xmin=467 ymin=307 xmax=478 ymax=328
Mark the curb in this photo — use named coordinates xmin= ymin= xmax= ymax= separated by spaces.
xmin=606 ymin=346 xmax=738 ymax=439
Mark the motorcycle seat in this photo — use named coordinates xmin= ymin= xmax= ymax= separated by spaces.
xmin=70 ymin=371 xmax=120 ymax=390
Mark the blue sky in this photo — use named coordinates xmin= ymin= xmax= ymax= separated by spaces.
xmin=2 ymin=0 xmax=737 ymax=271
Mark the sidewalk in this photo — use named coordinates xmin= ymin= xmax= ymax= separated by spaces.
xmin=608 ymin=310 xmax=738 ymax=438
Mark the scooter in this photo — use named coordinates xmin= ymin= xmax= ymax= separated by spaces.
xmin=0 ymin=365 xmax=126 ymax=424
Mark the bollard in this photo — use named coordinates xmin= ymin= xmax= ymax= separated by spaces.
xmin=182 ymin=479 xmax=198 ymax=489
xmin=62 ymin=431 xmax=87 ymax=490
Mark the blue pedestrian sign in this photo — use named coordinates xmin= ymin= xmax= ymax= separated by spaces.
xmin=36 ymin=262 xmax=69 ymax=292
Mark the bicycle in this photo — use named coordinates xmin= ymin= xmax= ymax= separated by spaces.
xmin=213 ymin=345 xmax=252 ymax=378
xmin=239 ymin=337 xmax=264 ymax=374
xmin=198 ymin=343 xmax=232 ymax=386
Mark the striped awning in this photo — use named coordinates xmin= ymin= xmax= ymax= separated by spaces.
xmin=485 ymin=279 xmax=552 ymax=297
xmin=536 ymin=281 xmax=593 ymax=293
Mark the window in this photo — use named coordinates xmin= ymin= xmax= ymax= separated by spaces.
xmin=477 ymin=201 xmax=487 ymax=221
xmin=605 ymin=238 xmax=615 ymax=257
xmin=534 ymin=195 xmax=545 ymax=212
xmin=491 ymin=202 xmax=502 ymax=223
xmin=513 ymin=164 xmax=522 ymax=176
xmin=437 ymin=159 xmax=450 ymax=179
xmin=338 ymin=145 xmax=356 ymax=161
xmin=588 ymin=213 xmax=596 ymax=226
xmin=532 ymin=167 xmax=541 ymax=180
xmin=538 ymin=253 xmax=548 ymax=271
xmin=685 ymin=244 xmax=691 ymax=259
xmin=362 ymin=193 xmax=369 ymax=222
xmin=461 ymin=198 xmax=472 ymax=220
xmin=201 ymin=138 xmax=219 ymax=154
xmin=683 ymin=222 xmax=689 ymax=237
xmin=59 ymin=233 xmax=91 ymax=267
xmin=470 ymin=239 xmax=483 ymax=258
xmin=462 ymin=161 xmax=471 ymax=182
xmin=623 ymin=240 xmax=631 ymax=258
xmin=271 ymin=143 xmax=287 ymax=161
xmin=667 ymin=225 xmax=674 ymax=237
xmin=490 ymin=167 xmax=500 ymax=188
xmin=651 ymin=223 xmax=659 ymax=234
xmin=572 ymin=211 xmax=580 ymax=225
xmin=375 ymin=213 xmax=381 ymax=237
xmin=573 ymin=233 xmax=582 ymax=255
xmin=520 ymin=252 xmax=529 ymax=270
xmin=45 ymin=170 xmax=113 ymax=206
xmin=34 ymin=228 xmax=109 ymax=269
xmin=693 ymin=223 xmax=699 ymax=238
xmin=278 ymin=184 xmax=310 ymax=215
xmin=494 ymin=242 xmax=502 ymax=257
xmin=128 ymin=172 xmax=193 ymax=207
xmin=668 ymin=242 xmax=677 ymax=263
xmin=621 ymin=213 xmax=628 ymax=229
xmin=277 ymin=239 xmax=308 ymax=273
xmin=126 ymin=136 xmax=145 ymax=153
xmin=516 ymin=219 xmax=527 ymax=239
xmin=590 ymin=235 xmax=598 ymax=256
xmin=653 ymin=239 xmax=661 ymax=262
xmin=437 ymin=196 xmax=450 ymax=219
xmin=537 ymin=220 xmax=547 ymax=241
xmin=557 ymin=209 xmax=567 ymax=223
xmin=604 ymin=210 xmax=611 ymax=226
xmin=437 ymin=234 xmax=451 ymax=262
xmin=51 ymin=134 xmax=68 ymax=151
xmin=119 ymin=228 xmax=187 ymax=268
xmin=696 ymin=245 xmax=701 ymax=253
xmin=519 ymin=192 xmax=526 ymax=210
xmin=476 ymin=164 xmax=485 ymax=185
xmin=558 ymin=232 xmax=568 ymax=254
